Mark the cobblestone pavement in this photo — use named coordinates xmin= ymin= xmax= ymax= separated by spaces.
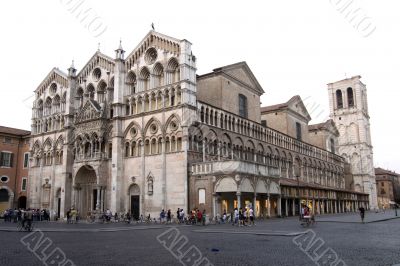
xmin=0 ymin=213 xmax=399 ymax=266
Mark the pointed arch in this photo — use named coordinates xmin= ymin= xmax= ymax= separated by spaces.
xmin=347 ymin=87 xmax=354 ymax=108
xmin=164 ymin=113 xmax=181 ymax=133
xmin=43 ymin=137 xmax=53 ymax=150
xmin=336 ymin=89 xmax=343 ymax=109
xmin=55 ymin=135 xmax=64 ymax=149
xmin=144 ymin=117 xmax=162 ymax=137
xmin=124 ymin=120 xmax=142 ymax=138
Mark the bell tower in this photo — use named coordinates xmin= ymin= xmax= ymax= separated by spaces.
xmin=327 ymin=75 xmax=377 ymax=209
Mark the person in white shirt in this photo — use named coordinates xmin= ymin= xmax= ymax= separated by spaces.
xmin=249 ymin=208 xmax=255 ymax=226
xmin=232 ymin=208 xmax=239 ymax=226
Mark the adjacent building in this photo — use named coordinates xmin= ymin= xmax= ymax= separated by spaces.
xmin=0 ymin=126 xmax=30 ymax=213
xmin=375 ymin=167 xmax=400 ymax=208
xmin=28 ymin=30 xmax=370 ymax=220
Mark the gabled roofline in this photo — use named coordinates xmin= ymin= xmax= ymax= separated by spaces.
xmin=197 ymin=61 xmax=265 ymax=95
xmin=34 ymin=68 xmax=68 ymax=93
xmin=308 ymin=119 xmax=339 ymax=135
xmin=261 ymin=95 xmax=312 ymax=121
xmin=125 ymin=30 xmax=182 ymax=64
xmin=76 ymin=51 xmax=115 ymax=78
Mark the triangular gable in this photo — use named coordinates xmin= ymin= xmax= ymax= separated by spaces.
xmin=287 ymin=95 xmax=312 ymax=122
xmin=324 ymin=119 xmax=339 ymax=136
xmin=214 ymin=62 xmax=264 ymax=95
xmin=75 ymin=99 xmax=103 ymax=123
xmin=125 ymin=30 xmax=182 ymax=70
xmin=35 ymin=68 xmax=68 ymax=93
xmin=76 ymin=51 xmax=115 ymax=82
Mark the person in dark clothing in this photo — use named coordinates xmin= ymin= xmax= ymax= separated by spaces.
xmin=359 ymin=206 xmax=365 ymax=223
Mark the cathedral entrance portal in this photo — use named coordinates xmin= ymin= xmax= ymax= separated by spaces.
xmin=74 ymin=165 xmax=97 ymax=218
xmin=129 ymin=184 xmax=140 ymax=220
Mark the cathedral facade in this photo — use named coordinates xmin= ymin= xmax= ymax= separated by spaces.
xmin=28 ymin=31 xmax=370 ymax=220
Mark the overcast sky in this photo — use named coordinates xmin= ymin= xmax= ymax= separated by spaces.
xmin=0 ymin=0 xmax=398 ymax=172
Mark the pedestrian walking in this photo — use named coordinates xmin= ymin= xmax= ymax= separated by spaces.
xmin=167 ymin=209 xmax=172 ymax=224
xmin=249 ymin=207 xmax=255 ymax=226
xmin=359 ymin=206 xmax=365 ymax=223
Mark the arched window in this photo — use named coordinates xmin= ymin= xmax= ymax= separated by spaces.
xmin=44 ymin=97 xmax=52 ymax=116
xmin=347 ymin=87 xmax=354 ymax=108
xmin=145 ymin=139 xmax=150 ymax=155
xmin=147 ymin=176 xmax=154 ymax=195
xmin=238 ymin=94 xmax=248 ymax=118
xmin=76 ymin=87 xmax=84 ymax=107
xmin=87 ymin=84 xmax=95 ymax=100
xmin=153 ymin=63 xmax=164 ymax=88
xmin=167 ymin=58 xmax=179 ymax=84
xmin=125 ymin=142 xmax=130 ymax=157
xmin=336 ymin=90 xmax=343 ymax=109
xmin=97 ymin=80 xmax=107 ymax=102
xmin=126 ymin=71 xmax=137 ymax=94
xmin=140 ymin=67 xmax=150 ymax=91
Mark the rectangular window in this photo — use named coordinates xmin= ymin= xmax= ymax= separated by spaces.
xmin=261 ymin=120 xmax=267 ymax=127
xmin=21 ymin=177 xmax=27 ymax=191
xmin=296 ymin=122 xmax=302 ymax=141
xmin=238 ymin=94 xmax=248 ymax=118
xmin=23 ymin=153 xmax=29 ymax=168
xmin=3 ymin=137 xmax=12 ymax=144
xmin=0 ymin=152 xmax=13 ymax=167
xmin=198 ymin=188 xmax=206 ymax=205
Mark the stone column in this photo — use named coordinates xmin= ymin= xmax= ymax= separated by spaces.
xmin=202 ymin=140 xmax=206 ymax=162
xmin=236 ymin=192 xmax=241 ymax=209
xmin=266 ymin=194 xmax=270 ymax=218
xmin=292 ymin=199 xmax=295 ymax=216
xmin=96 ymin=186 xmax=101 ymax=211
xmin=99 ymin=187 xmax=103 ymax=212
xmin=312 ymin=199 xmax=316 ymax=215
xmin=217 ymin=143 xmax=221 ymax=161
xmin=277 ymin=196 xmax=282 ymax=217
xmin=213 ymin=194 xmax=217 ymax=219
xmin=285 ymin=199 xmax=288 ymax=217
xmin=253 ymin=193 xmax=257 ymax=217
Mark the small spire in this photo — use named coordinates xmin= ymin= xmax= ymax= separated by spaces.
xmin=119 ymin=38 xmax=123 ymax=50
xmin=68 ymin=59 xmax=77 ymax=77
xmin=151 ymin=22 xmax=155 ymax=31
xmin=97 ymin=42 xmax=101 ymax=52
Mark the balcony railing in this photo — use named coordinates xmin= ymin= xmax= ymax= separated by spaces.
xmin=74 ymin=151 xmax=106 ymax=162
xmin=191 ymin=160 xmax=280 ymax=178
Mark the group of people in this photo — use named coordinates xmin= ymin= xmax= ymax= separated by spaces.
xmin=158 ymin=208 xmax=207 ymax=225
xmin=66 ymin=208 xmax=79 ymax=224
xmin=231 ymin=207 xmax=255 ymax=226
xmin=2 ymin=208 xmax=50 ymax=222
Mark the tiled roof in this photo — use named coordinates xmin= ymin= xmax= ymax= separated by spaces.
xmin=260 ymin=95 xmax=301 ymax=113
xmin=375 ymin=167 xmax=399 ymax=176
xmin=0 ymin=126 xmax=30 ymax=136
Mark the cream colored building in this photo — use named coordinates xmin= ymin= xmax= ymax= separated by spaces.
xmin=28 ymin=31 xmax=369 ymax=219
